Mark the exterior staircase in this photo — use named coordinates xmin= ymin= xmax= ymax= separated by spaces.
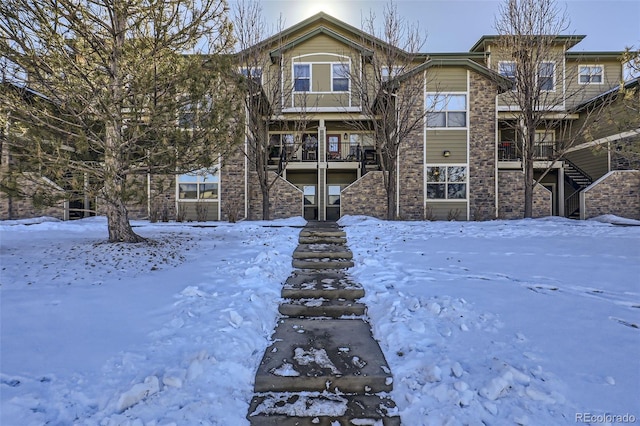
xmin=247 ymin=221 xmax=400 ymax=425
xmin=564 ymin=159 xmax=594 ymax=219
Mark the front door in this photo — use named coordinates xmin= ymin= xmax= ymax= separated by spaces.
xmin=327 ymin=134 xmax=341 ymax=160
xmin=326 ymin=185 xmax=341 ymax=221
xmin=303 ymin=185 xmax=318 ymax=220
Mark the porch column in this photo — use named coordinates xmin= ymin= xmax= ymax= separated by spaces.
xmin=318 ymin=120 xmax=327 ymax=221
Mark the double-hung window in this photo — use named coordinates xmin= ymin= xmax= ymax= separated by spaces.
xmin=538 ymin=62 xmax=555 ymax=91
xmin=426 ymin=94 xmax=467 ymax=128
xmin=426 ymin=166 xmax=467 ymax=200
xmin=498 ymin=61 xmax=517 ymax=89
xmin=381 ymin=66 xmax=402 ymax=82
xmin=294 ymin=64 xmax=310 ymax=92
xmin=579 ymin=65 xmax=603 ymax=84
xmin=240 ymin=67 xmax=262 ymax=84
xmin=332 ymin=63 xmax=349 ymax=91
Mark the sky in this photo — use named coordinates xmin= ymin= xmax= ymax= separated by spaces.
xmin=231 ymin=0 xmax=640 ymax=53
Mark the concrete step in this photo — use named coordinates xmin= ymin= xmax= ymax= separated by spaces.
xmin=247 ymin=393 xmax=400 ymax=425
xmin=292 ymin=259 xmax=354 ymax=270
xmin=254 ymin=318 xmax=393 ymax=394
xmin=299 ymin=229 xmax=347 ymax=238
xmin=279 ymin=299 xmax=366 ymax=318
xmin=282 ymin=270 xmax=364 ymax=300
xmin=293 ymin=244 xmax=353 ymax=260
xmin=299 ymin=235 xmax=347 ymax=245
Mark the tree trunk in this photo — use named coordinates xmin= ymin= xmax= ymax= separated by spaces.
xmin=523 ymin=158 xmax=534 ymax=218
xmin=386 ymin=163 xmax=397 ymax=220
xmin=523 ymin=123 xmax=536 ymax=218
xmin=261 ymin=184 xmax=270 ymax=220
xmin=104 ymin=124 xmax=145 ymax=243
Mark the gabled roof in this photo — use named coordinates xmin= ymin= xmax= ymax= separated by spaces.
xmin=573 ymin=77 xmax=639 ymax=112
xmin=269 ymin=26 xmax=373 ymax=62
xmin=469 ymin=34 xmax=586 ymax=52
xmin=237 ymin=12 xmax=408 ymax=62
xmin=393 ymin=58 xmax=513 ymax=93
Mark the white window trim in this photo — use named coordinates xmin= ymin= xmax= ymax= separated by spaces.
xmin=498 ymin=61 xmax=517 ymax=91
xmin=176 ymin=169 xmax=220 ymax=202
xmin=425 ymin=92 xmax=468 ymax=129
xmin=293 ymin=63 xmax=311 ymax=92
xmin=331 ymin=62 xmax=350 ymax=92
xmin=381 ymin=66 xmax=403 ymax=82
xmin=538 ymin=61 xmax=556 ymax=92
xmin=578 ymin=64 xmax=604 ymax=85
xmin=239 ymin=66 xmax=263 ymax=84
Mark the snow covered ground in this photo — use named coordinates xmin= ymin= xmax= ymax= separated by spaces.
xmin=1 ymin=215 xmax=638 ymax=425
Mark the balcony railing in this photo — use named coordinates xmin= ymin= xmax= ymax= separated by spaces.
xmin=499 ymin=141 xmax=556 ymax=161
xmin=268 ymin=141 xmax=378 ymax=164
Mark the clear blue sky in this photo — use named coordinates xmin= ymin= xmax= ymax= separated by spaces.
xmin=232 ymin=0 xmax=640 ymax=52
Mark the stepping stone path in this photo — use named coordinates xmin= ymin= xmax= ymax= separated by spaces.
xmin=247 ymin=222 xmax=400 ymax=425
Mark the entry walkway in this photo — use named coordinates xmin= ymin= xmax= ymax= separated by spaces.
xmin=247 ymin=221 xmax=400 ymax=425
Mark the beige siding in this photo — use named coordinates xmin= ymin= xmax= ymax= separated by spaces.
xmin=313 ymin=63 xmax=332 ymax=92
xmin=290 ymin=33 xmax=353 ymax=56
xmin=293 ymin=93 xmax=350 ymax=108
xmin=425 ymin=67 xmax=467 ymax=92
xmin=425 ymin=201 xmax=468 ymax=220
xmin=565 ymin=59 xmax=623 ymax=108
xmin=177 ymin=201 xmax=219 ymax=221
xmin=565 ymin=146 xmax=609 ymax=180
xmin=327 ymin=171 xmax=357 ymax=184
xmin=426 ymin=129 xmax=468 ymax=163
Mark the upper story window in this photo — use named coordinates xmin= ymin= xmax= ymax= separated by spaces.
xmin=538 ymin=62 xmax=555 ymax=91
xmin=240 ymin=67 xmax=263 ymax=84
xmin=332 ymin=63 xmax=350 ymax=92
xmin=426 ymin=94 xmax=467 ymax=128
xmin=381 ymin=66 xmax=402 ymax=82
xmin=579 ymin=65 xmax=603 ymax=84
xmin=498 ymin=61 xmax=517 ymax=89
xmin=294 ymin=64 xmax=310 ymax=92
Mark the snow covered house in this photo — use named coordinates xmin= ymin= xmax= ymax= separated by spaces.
xmin=1 ymin=12 xmax=638 ymax=221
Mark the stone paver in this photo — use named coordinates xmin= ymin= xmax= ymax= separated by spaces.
xmin=247 ymin=221 xmax=400 ymax=425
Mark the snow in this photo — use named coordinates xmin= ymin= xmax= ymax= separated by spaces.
xmin=1 ymin=215 xmax=638 ymax=425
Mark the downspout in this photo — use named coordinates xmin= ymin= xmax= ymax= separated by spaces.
xmin=244 ymin=107 xmax=249 ymax=220
xmin=146 ymin=172 xmax=151 ymax=219
xmin=494 ymin=90 xmax=499 ymax=218
xmin=466 ymin=71 xmax=470 ymax=220
xmin=394 ymin=92 xmax=400 ymax=219
xmin=423 ymin=72 xmax=427 ymax=217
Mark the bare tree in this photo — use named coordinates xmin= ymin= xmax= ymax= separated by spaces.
xmin=233 ymin=0 xmax=315 ymax=220
xmin=349 ymin=0 xmax=428 ymax=220
xmin=0 ymin=0 xmax=241 ymax=242
xmin=493 ymin=0 xmax=612 ymax=218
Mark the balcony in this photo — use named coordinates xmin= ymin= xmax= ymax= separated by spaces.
xmin=268 ymin=141 xmax=378 ymax=165
xmin=499 ymin=141 xmax=556 ymax=162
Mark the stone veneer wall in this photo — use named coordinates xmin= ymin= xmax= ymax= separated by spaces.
xmin=468 ymin=72 xmax=498 ymax=221
xmin=581 ymin=170 xmax=640 ymax=220
xmin=498 ymin=170 xmax=552 ymax=219
xmin=247 ymin=171 xmax=302 ymax=220
xmin=221 ymin=146 xmax=247 ymax=221
xmin=0 ymin=174 xmax=66 ymax=220
xmin=341 ymin=171 xmax=388 ymax=219
xmin=398 ymin=77 xmax=426 ymax=220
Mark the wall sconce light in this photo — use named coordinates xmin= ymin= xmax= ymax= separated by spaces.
xmin=344 ymin=132 xmax=349 ymax=140
xmin=443 ymin=150 xmax=451 ymax=157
